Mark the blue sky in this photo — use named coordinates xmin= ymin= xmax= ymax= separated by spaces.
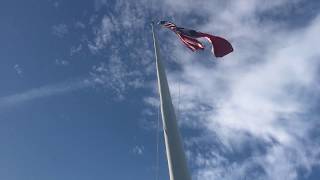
xmin=1 ymin=0 xmax=320 ymax=180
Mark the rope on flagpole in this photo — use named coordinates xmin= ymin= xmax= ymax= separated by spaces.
xmin=155 ymin=101 xmax=160 ymax=180
xmin=178 ymin=79 xmax=181 ymax=121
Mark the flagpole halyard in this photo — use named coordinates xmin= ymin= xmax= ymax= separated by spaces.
xmin=151 ymin=22 xmax=192 ymax=180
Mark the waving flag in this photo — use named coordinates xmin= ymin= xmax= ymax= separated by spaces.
xmin=158 ymin=21 xmax=233 ymax=57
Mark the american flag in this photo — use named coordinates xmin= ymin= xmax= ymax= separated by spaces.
xmin=158 ymin=21 xmax=233 ymax=57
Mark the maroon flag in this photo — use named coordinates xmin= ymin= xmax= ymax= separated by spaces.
xmin=158 ymin=21 xmax=233 ymax=57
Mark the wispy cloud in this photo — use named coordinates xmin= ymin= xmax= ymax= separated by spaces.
xmin=70 ymin=44 xmax=83 ymax=56
xmin=90 ymin=55 xmax=145 ymax=100
xmin=13 ymin=64 xmax=23 ymax=76
xmin=75 ymin=21 xmax=86 ymax=29
xmin=132 ymin=145 xmax=145 ymax=155
xmin=86 ymin=1 xmax=155 ymax=100
xmin=0 ymin=79 xmax=93 ymax=108
xmin=52 ymin=24 xmax=69 ymax=38
xmin=55 ymin=58 xmax=69 ymax=66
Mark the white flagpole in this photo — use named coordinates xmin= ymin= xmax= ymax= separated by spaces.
xmin=151 ymin=22 xmax=192 ymax=180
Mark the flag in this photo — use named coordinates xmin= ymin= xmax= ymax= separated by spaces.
xmin=158 ymin=21 xmax=233 ymax=57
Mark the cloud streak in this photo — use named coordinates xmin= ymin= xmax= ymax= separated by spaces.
xmin=0 ymin=79 xmax=93 ymax=108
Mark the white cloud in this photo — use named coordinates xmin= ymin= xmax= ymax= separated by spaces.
xmin=13 ymin=64 xmax=23 ymax=76
xmin=89 ymin=16 xmax=116 ymax=52
xmin=89 ymin=1 xmax=147 ymax=53
xmin=168 ymin=6 xmax=318 ymax=180
xmin=132 ymin=145 xmax=145 ymax=155
xmin=70 ymin=44 xmax=83 ymax=56
xmin=75 ymin=21 xmax=86 ymax=29
xmin=88 ymin=1 xmax=152 ymax=98
xmin=52 ymin=24 xmax=69 ymax=38
xmin=90 ymin=55 xmax=145 ymax=100
xmin=55 ymin=59 xmax=69 ymax=66
xmin=144 ymin=96 xmax=159 ymax=108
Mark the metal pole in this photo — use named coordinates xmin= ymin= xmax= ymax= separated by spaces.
xmin=151 ymin=22 xmax=192 ymax=180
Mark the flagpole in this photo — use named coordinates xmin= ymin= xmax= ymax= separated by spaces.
xmin=151 ymin=22 xmax=192 ymax=180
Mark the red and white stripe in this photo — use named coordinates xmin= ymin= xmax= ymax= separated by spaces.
xmin=178 ymin=34 xmax=204 ymax=51
xmin=161 ymin=22 xmax=177 ymax=32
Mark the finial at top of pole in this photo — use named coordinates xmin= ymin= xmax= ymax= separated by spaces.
xmin=151 ymin=20 xmax=162 ymax=27
xmin=150 ymin=20 xmax=157 ymax=27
